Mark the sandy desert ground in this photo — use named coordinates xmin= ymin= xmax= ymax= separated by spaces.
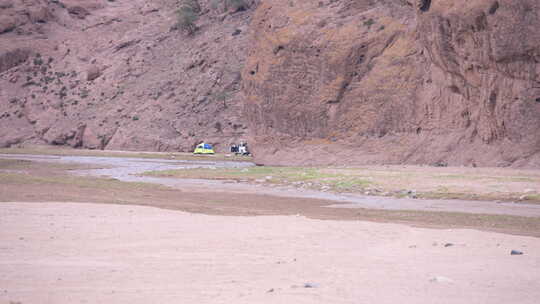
xmin=1 ymin=202 xmax=539 ymax=304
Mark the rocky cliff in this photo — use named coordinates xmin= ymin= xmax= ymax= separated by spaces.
xmin=243 ymin=0 xmax=540 ymax=167
xmin=1 ymin=0 xmax=539 ymax=167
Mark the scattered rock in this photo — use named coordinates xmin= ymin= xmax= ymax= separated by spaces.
xmin=86 ymin=66 xmax=102 ymax=81
xmin=303 ymin=282 xmax=319 ymax=288
xmin=68 ymin=6 xmax=90 ymax=19
xmin=266 ymin=288 xmax=274 ymax=293
xmin=511 ymin=250 xmax=524 ymax=255
xmin=29 ymin=6 xmax=53 ymax=23
xmin=430 ymin=276 xmax=454 ymax=284
xmin=0 ymin=15 xmax=16 ymax=34
xmin=444 ymin=243 xmax=454 ymax=247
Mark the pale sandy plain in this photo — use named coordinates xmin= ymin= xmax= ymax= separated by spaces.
xmin=1 ymin=202 xmax=539 ymax=304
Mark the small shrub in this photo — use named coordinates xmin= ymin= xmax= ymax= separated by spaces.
xmin=175 ymin=0 xmax=201 ymax=35
xmin=132 ymin=116 xmax=139 ymax=121
xmin=33 ymin=57 xmax=43 ymax=66
xmin=80 ymin=89 xmax=89 ymax=99
xmin=213 ymin=90 xmax=229 ymax=101
xmin=211 ymin=0 xmax=248 ymax=13
xmin=182 ymin=0 xmax=201 ymax=12
xmin=59 ymin=86 xmax=68 ymax=99
xmin=214 ymin=122 xmax=222 ymax=132
xmin=363 ymin=18 xmax=375 ymax=29
xmin=228 ymin=0 xmax=247 ymax=12
xmin=176 ymin=7 xmax=198 ymax=34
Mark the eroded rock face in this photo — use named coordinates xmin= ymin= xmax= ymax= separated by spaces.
xmin=1 ymin=0 xmax=539 ymax=167
xmin=243 ymin=0 xmax=540 ymax=167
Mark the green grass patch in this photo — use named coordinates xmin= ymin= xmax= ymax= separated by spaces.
xmin=141 ymin=165 xmax=540 ymax=203
xmin=146 ymin=166 xmax=342 ymax=179
xmin=327 ymin=178 xmax=372 ymax=191
xmin=143 ymin=166 xmax=374 ymax=192
xmin=0 ymin=171 xmax=165 ymax=191
xmin=0 ymin=159 xmax=94 ymax=171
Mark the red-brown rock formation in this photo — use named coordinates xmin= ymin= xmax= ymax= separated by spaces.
xmin=0 ymin=0 xmax=254 ymax=152
xmin=1 ymin=0 xmax=539 ymax=167
xmin=243 ymin=0 xmax=540 ymax=167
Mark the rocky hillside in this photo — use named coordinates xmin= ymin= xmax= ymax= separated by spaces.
xmin=1 ymin=0 xmax=539 ymax=167
xmin=0 ymin=0 xmax=254 ymax=152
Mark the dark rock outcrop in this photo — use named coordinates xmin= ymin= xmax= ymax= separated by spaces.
xmin=0 ymin=48 xmax=31 ymax=73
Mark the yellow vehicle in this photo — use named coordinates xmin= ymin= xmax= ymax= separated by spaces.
xmin=193 ymin=142 xmax=215 ymax=154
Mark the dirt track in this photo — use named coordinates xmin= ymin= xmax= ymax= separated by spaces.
xmin=1 ymin=202 xmax=539 ymax=304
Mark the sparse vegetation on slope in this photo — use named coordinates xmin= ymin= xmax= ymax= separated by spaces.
xmin=175 ymin=0 xmax=201 ymax=34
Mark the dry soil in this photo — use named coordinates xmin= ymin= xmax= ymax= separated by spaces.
xmin=1 ymin=202 xmax=539 ymax=304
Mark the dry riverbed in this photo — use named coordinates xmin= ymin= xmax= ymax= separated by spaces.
xmin=1 ymin=150 xmax=540 ymax=303
xmin=1 ymin=157 xmax=540 ymax=237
